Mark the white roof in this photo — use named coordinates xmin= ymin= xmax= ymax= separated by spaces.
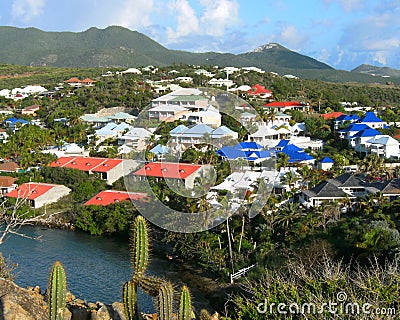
xmin=367 ymin=135 xmax=399 ymax=146
xmin=121 ymin=128 xmax=152 ymax=139
xmin=149 ymin=105 xmax=188 ymax=112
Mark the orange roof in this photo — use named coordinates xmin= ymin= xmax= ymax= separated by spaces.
xmin=65 ymin=77 xmax=81 ymax=83
xmin=50 ymin=157 xmax=123 ymax=172
xmin=134 ymin=162 xmax=203 ymax=179
xmin=81 ymin=78 xmax=94 ymax=83
xmin=320 ymin=112 xmax=344 ymax=120
xmin=84 ymin=190 xmax=147 ymax=206
xmin=4 ymin=183 xmax=58 ymax=200
xmin=247 ymin=84 xmax=272 ymax=95
xmin=0 ymin=176 xmax=17 ymax=188
xmin=0 ymin=162 xmax=19 ymax=172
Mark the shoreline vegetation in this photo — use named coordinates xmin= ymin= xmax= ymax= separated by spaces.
xmin=1 ymin=62 xmax=400 ymax=319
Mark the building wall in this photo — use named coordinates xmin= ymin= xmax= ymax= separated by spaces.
xmin=34 ymin=185 xmax=71 ymax=208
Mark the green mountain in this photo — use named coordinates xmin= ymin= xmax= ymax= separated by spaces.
xmin=0 ymin=26 xmax=399 ymax=84
xmin=351 ymin=64 xmax=400 ymax=79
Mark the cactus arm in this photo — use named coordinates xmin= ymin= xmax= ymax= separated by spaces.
xmin=178 ymin=286 xmax=192 ymax=320
xmin=47 ymin=261 xmax=67 ymax=320
xmin=123 ymin=281 xmax=139 ymax=320
xmin=131 ymin=216 xmax=149 ymax=277
xmin=156 ymin=282 xmax=174 ymax=320
xmin=199 ymin=309 xmax=212 ymax=320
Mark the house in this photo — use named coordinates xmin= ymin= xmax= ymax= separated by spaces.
xmin=42 ymin=143 xmax=88 ymax=158
xmin=185 ymin=105 xmax=222 ymax=127
xmin=246 ymin=84 xmax=272 ymax=99
xmin=65 ymin=77 xmax=95 ymax=87
xmin=359 ymin=112 xmax=387 ymax=129
xmin=3 ymin=118 xmax=29 ymax=131
xmin=276 ymin=143 xmax=315 ymax=165
xmin=133 ymin=162 xmax=212 ymax=189
xmin=21 ymin=104 xmax=40 ymax=116
xmin=175 ymin=77 xmax=193 ymax=83
xmin=0 ymin=128 xmax=8 ymax=143
xmin=84 ymin=190 xmax=148 ymax=206
xmin=118 ymin=127 xmax=152 ymax=151
xmin=333 ymin=114 xmax=360 ymax=130
xmin=262 ymin=101 xmax=312 ymax=112
xmin=300 ymin=173 xmax=400 ymax=207
xmin=217 ymin=142 xmax=272 ymax=163
xmin=365 ymin=135 xmax=400 ymax=159
xmin=317 ymin=157 xmax=334 ymax=170
xmin=50 ymin=157 xmax=138 ymax=184
xmin=121 ymin=68 xmax=142 ymax=74
xmin=338 ymin=123 xmax=370 ymax=139
xmin=207 ymin=78 xmax=235 ymax=88
xmin=149 ymin=145 xmax=170 ymax=160
xmin=170 ymin=124 xmax=238 ymax=148
xmin=0 ymin=176 xmax=17 ymax=195
xmin=350 ymin=128 xmax=383 ymax=153
xmin=148 ymin=105 xmax=190 ymax=122
xmin=151 ymin=89 xmax=209 ymax=111
xmin=94 ymin=122 xmax=131 ymax=145
xmin=0 ymin=162 xmax=20 ymax=173
xmin=320 ymin=112 xmax=345 ymax=121
xmin=4 ymin=182 xmax=71 ymax=208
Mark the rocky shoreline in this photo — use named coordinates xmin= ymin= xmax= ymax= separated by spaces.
xmin=0 ymin=278 xmax=126 ymax=320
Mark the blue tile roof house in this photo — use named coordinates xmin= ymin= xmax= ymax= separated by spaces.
xmin=334 ymin=114 xmax=360 ymax=130
xmin=3 ymin=117 xmax=29 ymax=131
xmin=317 ymin=157 xmax=334 ymax=170
xmin=217 ymin=142 xmax=272 ymax=163
xmin=359 ymin=111 xmax=387 ymax=129
xmin=274 ymin=140 xmax=315 ymax=165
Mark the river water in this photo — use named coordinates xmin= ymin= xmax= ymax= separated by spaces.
xmin=0 ymin=226 xmax=182 ymax=313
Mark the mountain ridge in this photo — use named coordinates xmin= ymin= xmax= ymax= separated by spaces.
xmin=0 ymin=26 xmax=398 ymax=84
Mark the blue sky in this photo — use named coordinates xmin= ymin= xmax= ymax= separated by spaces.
xmin=0 ymin=0 xmax=399 ymax=70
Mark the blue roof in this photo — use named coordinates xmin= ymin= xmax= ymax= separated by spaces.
xmin=286 ymin=151 xmax=315 ymax=162
xmin=170 ymin=124 xmax=188 ymax=134
xmin=275 ymin=139 xmax=290 ymax=148
xmin=237 ymin=141 xmax=263 ymax=150
xmin=217 ymin=144 xmax=271 ymax=161
xmin=150 ymin=144 xmax=170 ymax=155
xmin=4 ymin=117 xmax=29 ymax=125
xmin=281 ymin=144 xmax=303 ymax=152
xmin=360 ymin=112 xmax=384 ymax=123
xmin=339 ymin=123 xmax=369 ymax=133
xmin=319 ymin=157 xmax=334 ymax=163
xmin=336 ymin=114 xmax=360 ymax=122
xmin=350 ymin=128 xmax=381 ymax=138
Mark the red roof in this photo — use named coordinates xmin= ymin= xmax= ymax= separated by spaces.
xmin=264 ymin=101 xmax=305 ymax=107
xmin=134 ymin=162 xmax=203 ymax=179
xmin=84 ymin=190 xmax=147 ymax=206
xmin=65 ymin=77 xmax=81 ymax=83
xmin=320 ymin=112 xmax=344 ymax=120
xmin=81 ymin=78 xmax=94 ymax=83
xmin=50 ymin=157 xmax=123 ymax=172
xmin=4 ymin=183 xmax=58 ymax=200
xmin=247 ymin=84 xmax=272 ymax=95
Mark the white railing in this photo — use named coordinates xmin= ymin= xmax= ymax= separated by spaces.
xmin=230 ymin=264 xmax=256 ymax=283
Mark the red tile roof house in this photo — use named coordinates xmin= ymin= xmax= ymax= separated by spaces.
xmin=84 ymin=190 xmax=148 ymax=206
xmin=247 ymin=84 xmax=273 ymax=99
xmin=49 ymin=157 xmax=138 ymax=185
xmin=4 ymin=182 xmax=71 ymax=208
xmin=133 ymin=162 xmax=212 ymax=189
xmin=21 ymin=104 xmax=40 ymax=116
xmin=262 ymin=101 xmax=312 ymax=112
xmin=0 ymin=162 xmax=20 ymax=173
xmin=0 ymin=176 xmax=17 ymax=195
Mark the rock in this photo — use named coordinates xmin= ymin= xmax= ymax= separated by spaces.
xmin=110 ymin=302 xmax=126 ymax=320
xmin=0 ymin=278 xmax=47 ymax=320
xmin=90 ymin=305 xmax=111 ymax=320
xmin=69 ymin=306 xmax=90 ymax=320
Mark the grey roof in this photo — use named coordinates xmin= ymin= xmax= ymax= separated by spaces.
xmin=330 ymin=173 xmax=365 ymax=188
xmin=303 ymin=181 xmax=350 ymax=199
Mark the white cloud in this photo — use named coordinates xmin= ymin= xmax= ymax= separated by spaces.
xmin=166 ymin=0 xmax=199 ymax=42
xmin=323 ymin=0 xmax=364 ymax=12
xmin=271 ymin=25 xmax=309 ymax=50
xmin=199 ymin=0 xmax=239 ymax=37
xmin=371 ymin=51 xmax=387 ymax=65
xmin=11 ymin=0 xmax=45 ymax=22
xmin=115 ymin=0 xmax=154 ymax=29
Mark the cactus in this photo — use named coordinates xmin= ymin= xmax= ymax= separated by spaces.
xmin=178 ymin=286 xmax=193 ymax=320
xmin=131 ymin=215 xmax=149 ymax=277
xmin=199 ymin=309 xmax=212 ymax=320
xmin=156 ymin=281 xmax=174 ymax=320
xmin=136 ymin=275 xmax=166 ymax=297
xmin=123 ymin=281 xmax=139 ymax=320
xmin=47 ymin=261 xmax=67 ymax=320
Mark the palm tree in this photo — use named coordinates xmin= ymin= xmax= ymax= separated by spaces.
xmin=277 ymin=153 xmax=290 ymax=170
xmin=274 ymin=202 xmax=304 ymax=235
xmin=281 ymin=171 xmax=299 ymax=191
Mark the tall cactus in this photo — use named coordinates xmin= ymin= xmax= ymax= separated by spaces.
xmin=123 ymin=280 xmax=139 ymax=320
xmin=156 ymin=281 xmax=174 ymax=320
xmin=131 ymin=215 xmax=149 ymax=277
xmin=178 ymin=286 xmax=193 ymax=320
xmin=136 ymin=275 xmax=166 ymax=297
xmin=47 ymin=261 xmax=67 ymax=320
